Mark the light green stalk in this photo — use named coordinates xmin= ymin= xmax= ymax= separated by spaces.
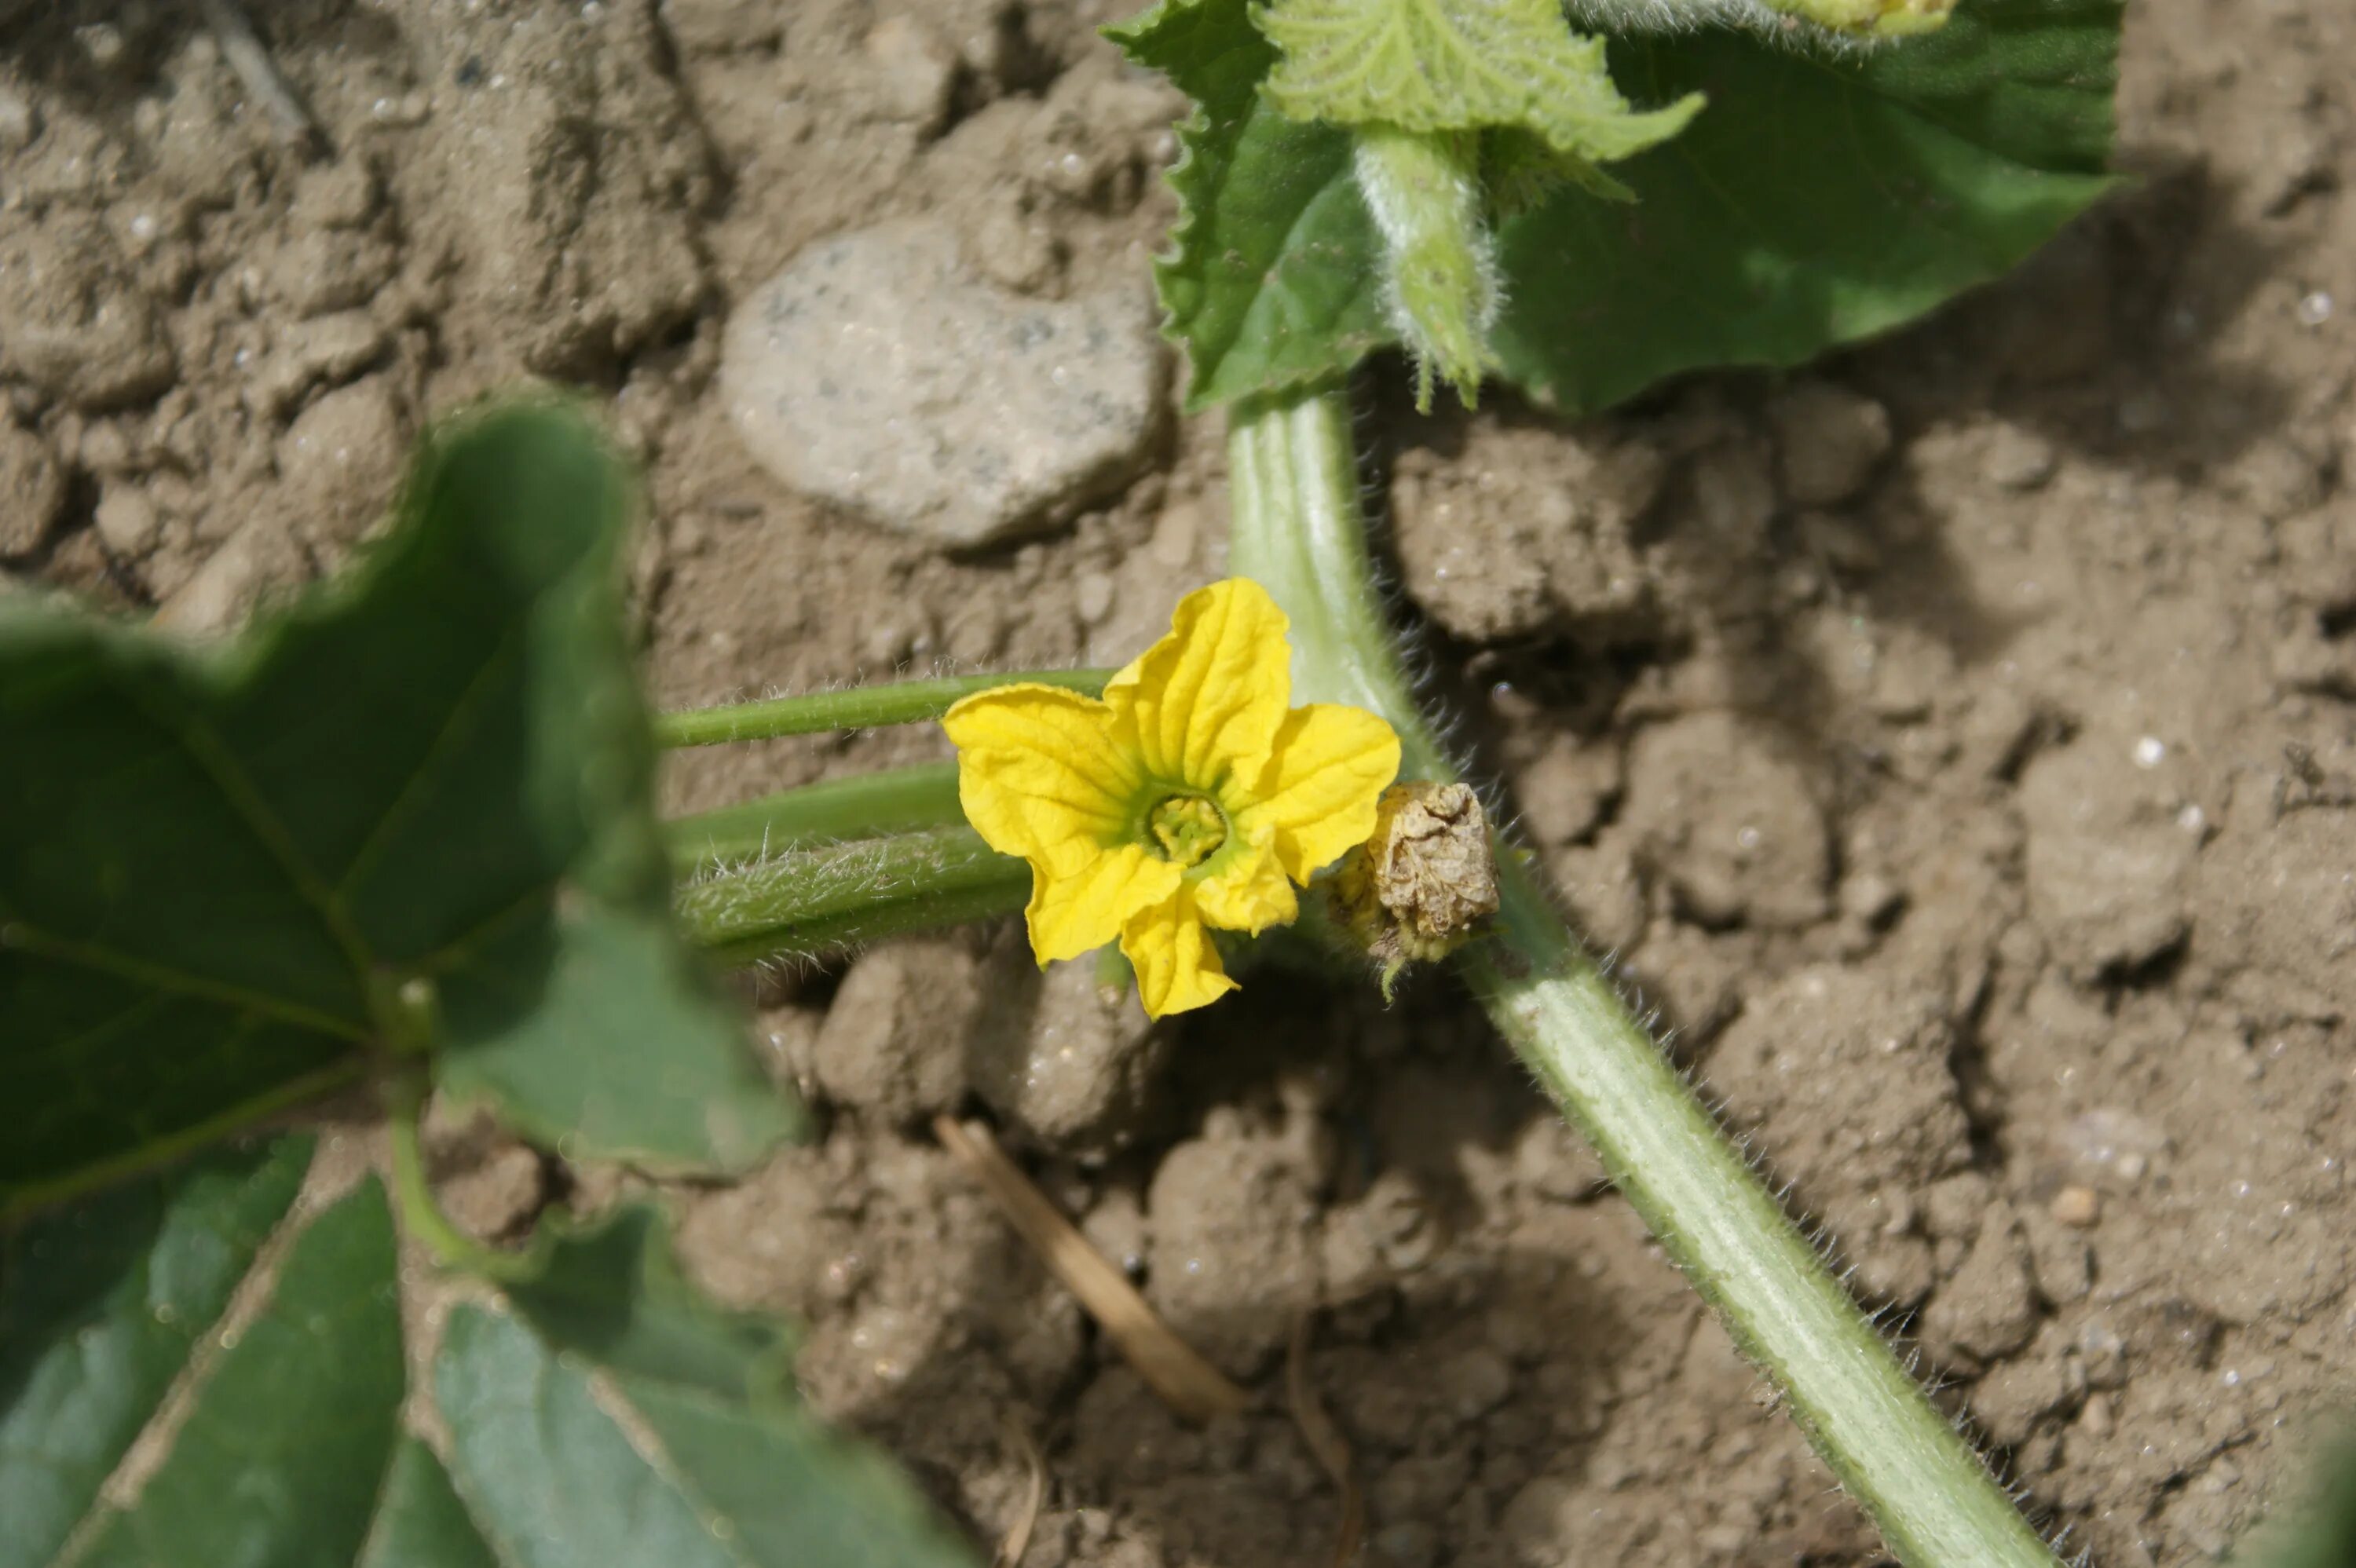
xmin=1227 ymin=384 xmax=2057 ymax=1568
xmin=1352 ymin=125 xmax=1497 ymax=411
xmin=665 ymin=762 xmax=964 ymax=872
xmin=675 ymin=827 xmax=1028 ymax=967
xmin=657 ymin=669 xmax=1110 ymax=748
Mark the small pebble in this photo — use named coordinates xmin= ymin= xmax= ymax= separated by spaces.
xmin=1074 ymin=569 xmax=1115 ymax=625
xmin=2051 ymin=1185 xmax=2102 ymax=1228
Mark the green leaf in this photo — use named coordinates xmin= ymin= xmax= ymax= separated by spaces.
xmin=0 ymin=400 xmax=794 ymax=1210
xmin=1253 ymin=0 xmax=1701 ymax=160
xmin=358 ymin=1438 xmax=501 ymax=1568
xmin=496 ymin=1205 xmax=785 ymax=1400
xmin=72 ymin=1176 xmax=407 ymax=1567
xmin=7 ymin=1165 xmax=975 ymax=1568
xmin=0 ymin=1137 xmax=312 ymax=1568
xmin=1109 ymin=0 xmax=1392 ymax=408
xmin=1488 ymin=0 xmax=2123 ymax=412
xmin=439 ymin=1206 xmax=979 ymax=1568
xmin=2239 ymin=1432 xmax=2356 ymax=1568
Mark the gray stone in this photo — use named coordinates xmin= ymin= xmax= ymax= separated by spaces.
xmin=721 ymin=221 xmax=1163 ymax=546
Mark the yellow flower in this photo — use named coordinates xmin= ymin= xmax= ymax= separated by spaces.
xmin=943 ymin=579 xmax=1402 ymax=1017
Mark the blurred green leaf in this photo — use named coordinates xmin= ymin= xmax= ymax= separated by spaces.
xmin=1489 ymin=0 xmax=2123 ymax=411
xmin=496 ymin=1204 xmax=783 ymax=1399
xmin=0 ymin=1137 xmax=312 ymax=1568
xmin=0 ymin=401 xmax=792 ymax=1212
xmin=2238 ymin=1432 xmax=2356 ymax=1568
xmin=358 ymin=1438 xmax=502 ymax=1568
xmin=1109 ymin=0 xmax=1391 ymax=409
xmin=5 ymin=1170 xmax=970 ymax=1567
xmin=71 ymin=1176 xmax=406 ymax=1567
xmin=441 ymin=1205 xmax=978 ymax=1568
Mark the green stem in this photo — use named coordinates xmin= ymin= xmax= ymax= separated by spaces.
xmin=657 ymin=670 xmax=1111 ymax=749
xmin=664 ymin=761 xmax=964 ymax=872
xmin=1227 ymin=385 xmax=2056 ymax=1568
xmin=676 ymin=826 xmax=1030 ymax=968
xmin=386 ymin=1068 xmax=543 ymax=1283
xmin=1352 ymin=124 xmax=1497 ymax=411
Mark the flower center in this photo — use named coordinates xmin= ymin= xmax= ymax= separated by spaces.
xmin=1145 ymin=794 xmax=1227 ymax=868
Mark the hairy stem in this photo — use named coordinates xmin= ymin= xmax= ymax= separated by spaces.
xmin=665 ymin=761 xmax=965 ymax=872
xmin=657 ymin=670 xmax=1110 ymax=749
xmin=1227 ymin=384 xmax=2056 ymax=1568
xmin=676 ymin=826 xmax=1029 ymax=968
xmin=1352 ymin=125 xmax=1497 ymax=411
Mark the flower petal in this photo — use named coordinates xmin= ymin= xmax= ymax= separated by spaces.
xmin=943 ymin=685 xmax=1142 ymax=875
xmin=1030 ymin=843 xmax=1183 ymax=964
xmin=1190 ymin=836 xmax=1297 ymax=934
xmin=1120 ymin=889 xmax=1237 ymax=1017
xmin=1246 ymin=703 xmax=1403 ymax=883
xmin=1105 ymin=579 xmax=1293 ymax=791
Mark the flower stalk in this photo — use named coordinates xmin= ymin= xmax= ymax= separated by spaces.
xmin=1352 ymin=124 xmax=1498 ymax=411
xmin=657 ymin=669 xmax=1110 ymax=749
xmin=1226 ymin=382 xmax=2058 ymax=1568
xmin=675 ymin=827 xmax=1030 ymax=967
xmin=665 ymin=761 xmax=966 ymax=872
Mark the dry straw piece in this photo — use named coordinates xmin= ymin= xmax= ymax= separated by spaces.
xmin=931 ymin=1114 xmax=1250 ymax=1423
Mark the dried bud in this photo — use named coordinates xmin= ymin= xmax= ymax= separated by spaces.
xmin=1332 ymin=780 xmax=1502 ymax=995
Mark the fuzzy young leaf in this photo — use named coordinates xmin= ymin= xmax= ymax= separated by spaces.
xmin=0 ymin=1138 xmax=312 ymax=1568
xmin=1255 ymin=0 xmax=1702 ymax=162
xmin=440 ymin=1206 xmax=978 ymax=1568
xmin=1490 ymin=0 xmax=2123 ymax=412
xmin=1108 ymin=0 xmax=1391 ymax=408
xmin=0 ymin=402 xmax=793 ymax=1210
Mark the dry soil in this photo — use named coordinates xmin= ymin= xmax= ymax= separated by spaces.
xmin=3 ymin=2 xmax=2352 ymax=1565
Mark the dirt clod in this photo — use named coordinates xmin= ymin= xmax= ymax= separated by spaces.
xmin=1146 ymin=1124 xmax=1321 ymax=1379
xmin=811 ymin=937 xmax=982 ymax=1125
xmin=0 ymin=418 xmax=67 ymax=558
xmin=969 ymin=952 xmax=1174 ymax=1156
xmin=1766 ymin=380 xmax=1893 ymax=506
xmin=2019 ymin=733 xmax=2199 ymax=978
xmin=1622 ymin=712 xmax=1831 ymax=930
